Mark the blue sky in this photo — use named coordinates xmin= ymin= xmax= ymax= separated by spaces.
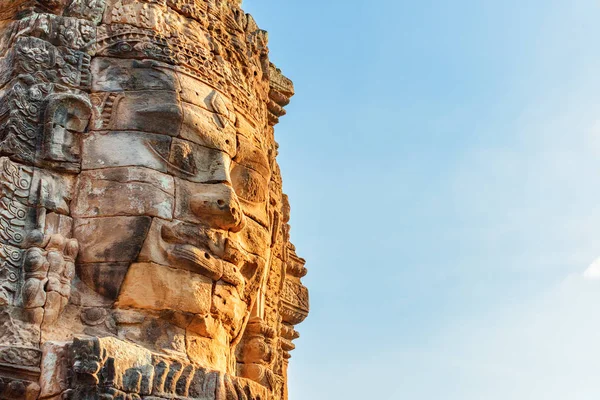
xmin=243 ymin=1 xmax=600 ymax=398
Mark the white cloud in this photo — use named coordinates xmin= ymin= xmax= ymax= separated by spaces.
xmin=583 ymin=257 xmax=600 ymax=280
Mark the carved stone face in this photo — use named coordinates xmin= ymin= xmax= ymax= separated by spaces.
xmin=0 ymin=1 xmax=307 ymax=399
xmin=72 ymin=58 xmax=274 ymax=372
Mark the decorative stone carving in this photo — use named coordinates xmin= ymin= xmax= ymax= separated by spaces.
xmin=0 ymin=157 xmax=32 ymax=305
xmin=67 ymin=336 xmax=269 ymax=400
xmin=42 ymin=93 xmax=92 ymax=165
xmin=0 ymin=1 xmax=308 ymax=399
xmin=22 ymin=230 xmax=78 ymax=326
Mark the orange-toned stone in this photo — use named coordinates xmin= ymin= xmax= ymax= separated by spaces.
xmin=0 ymin=1 xmax=308 ymax=399
xmin=117 ymin=262 xmax=212 ymax=315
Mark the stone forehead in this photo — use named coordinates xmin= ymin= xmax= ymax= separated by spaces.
xmin=93 ymin=0 xmax=272 ymax=121
xmin=90 ymin=56 xmax=265 ymax=131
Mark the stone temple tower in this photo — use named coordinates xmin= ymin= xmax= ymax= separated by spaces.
xmin=0 ymin=1 xmax=309 ymax=399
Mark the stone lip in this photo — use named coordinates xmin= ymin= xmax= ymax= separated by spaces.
xmin=140 ymin=219 xmax=247 ymax=288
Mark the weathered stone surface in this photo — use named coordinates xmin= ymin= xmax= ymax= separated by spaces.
xmin=107 ymin=91 xmax=183 ymax=136
xmin=0 ymin=1 xmax=308 ymax=399
xmin=44 ymin=213 xmax=73 ymax=238
xmin=39 ymin=342 xmax=68 ymax=398
xmin=188 ymin=314 xmax=222 ymax=339
xmin=91 ymin=58 xmax=180 ymax=93
xmin=117 ymin=262 xmax=212 ymax=315
xmin=168 ymin=138 xmax=232 ymax=183
xmin=174 ymin=179 xmax=244 ymax=231
xmin=73 ymin=168 xmax=174 ymax=219
xmin=70 ymin=277 xmax=114 ymax=308
xmin=28 ymin=170 xmax=76 ymax=214
xmin=81 ymin=131 xmax=171 ymax=171
xmin=74 ymin=216 xmax=152 ymax=263
xmin=211 ymin=281 xmax=247 ymax=337
xmin=136 ymin=218 xmax=173 ymax=267
xmin=84 ymin=166 xmax=174 ymax=192
xmin=231 ymin=162 xmax=270 ymax=227
xmin=177 ymin=76 xmax=234 ymax=122
xmin=76 ymin=262 xmax=129 ymax=301
xmin=138 ymin=218 xmax=229 ymax=281
xmin=233 ymin=217 xmax=271 ymax=257
xmin=179 ymin=102 xmax=237 ymax=156
xmin=186 ymin=333 xmax=229 ymax=373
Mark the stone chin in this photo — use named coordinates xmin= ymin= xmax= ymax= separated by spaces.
xmin=112 ymin=216 xmax=261 ymax=360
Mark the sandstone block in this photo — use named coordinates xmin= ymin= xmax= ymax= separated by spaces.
xmin=186 ymin=333 xmax=229 ymax=373
xmin=119 ymin=315 xmax=187 ymax=357
xmin=117 ymin=262 xmax=212 ymax=315
xmin=74 ymin=216 xmax=152 ymax=263
xmin=177 ymin=75 xmax=234 ymax=122
xmin=188 ymin=368 xmax=219 ymax=400
xmin=39 ymin=342 xmax=68 ymax=398
xmin=136 ymin=218 xmax=171 ymax=267
xmin=73 ymin=168 xmax=174 ymax=219
xmin=168 ymin=138 xmax=231 ymax=183
xmin=82 ymin=131 xmax=171 ymax=172
xmin=113 ymin=309 xmax=146 ymax=325
xmin=76 ymin=262 xmax=129 ymax=300
xmin=44 ymin=213 xmax=73 ymax=238
xmin=28 ymin=169 xmax=75 ymax=214
xmin=69 ymin=277 xmax=114 ymax=308
xmin=91 ymin=58 xmax=179 ymax=92
xmin=235 ymin=113 xmax=258 ymax=139
xmin=232 ymin=217 xmax=271 ymax=257
xmin=0 ymin=307 xmax=40 ymax=347
xmin=78 ymin=167 xmax=174 ymax=194
xmin=136 ymin=218 xmax=244 ymax=287
xmin=179 ymin=102 xmax=236 ymax=156
xmin=96 ymin=336 xmax=154 ymax=382
xmin=234 ymin=135 xmax=271 ymax=179
xmin=109 ymin=91 xmax=183 ymax=136
xmin=211 ymin=281 xmax=247 ymax=337
xmin=188 ymin=314 xmax=222 ymax=339
xmin=231 ymin=161 xmax=269 ymax=227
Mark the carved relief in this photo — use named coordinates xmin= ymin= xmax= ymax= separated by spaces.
xmin=280 ymin=249 xmax=309 ymax=326
xmin=0 ymin=82 xmax=89 ymax=165
xmin=42 ymin=93 xmax=92 ymax=166
xmin=0 ymin=243 xmax=24 ymax=306
xmin=1 ymin=14 xmax=96 ymax=53
xmin=67 ymin=336 xmax=269 ymax=400
xmin=0 ymin=36 xmax=91 ymax=90
xmin=22 ymin=230 xmax=78 ymax=326
xmin=0 ymin=158 xmax=32 ymax=305
xmin=65 ymin=0 xmax=107 ymax=24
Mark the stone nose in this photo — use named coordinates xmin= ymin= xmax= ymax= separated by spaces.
xmin=190 ymin=183 xmax=245 ymax=232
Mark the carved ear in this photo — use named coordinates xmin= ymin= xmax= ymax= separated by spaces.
xmin=42 ymin=93 xmax=92 ymax=164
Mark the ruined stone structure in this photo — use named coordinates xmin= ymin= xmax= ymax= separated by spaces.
xmin=0 ymin=1 xmax=309 ymax=399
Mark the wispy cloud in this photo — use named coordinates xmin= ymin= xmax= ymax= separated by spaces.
xmin=583 ymin=257 xmax=600 ymax=280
